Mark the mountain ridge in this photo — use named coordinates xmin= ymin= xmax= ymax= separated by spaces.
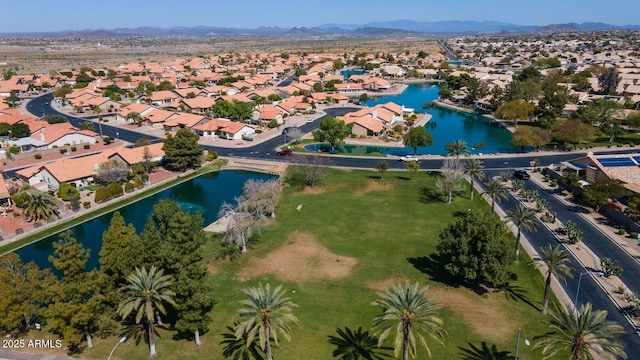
xmin=2 ymin=20 xmax=639 ymax=37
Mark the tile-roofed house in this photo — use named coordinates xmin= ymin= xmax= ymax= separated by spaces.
xmin=16 ymin=151 xmax=111 ymax=189
xmin=150 ymin=91 xmax=180 ymax=106
xmin=174 ymin=87 xmax=205 ymax=98
xmin=192 ymin=118 xmax=255 ymax=140
xmin=108 ymin=143 xmax=164 ymax=166
xmin=117 ymin=103 xmax=154 ymax=123
xmin=351 ymin=116 xmax=384 ymax=137
xmin=163 ymin=113 xmax=207 ymax=131
xmin=252 ymin=105 xmax=284 ymax=124
xmin=143 ymin=108 xmax=175 ymax=127
xmin=181 ymin=97 xmax=215 ymax=113
xmin=28 ymin=123 xmax=97 ymax=149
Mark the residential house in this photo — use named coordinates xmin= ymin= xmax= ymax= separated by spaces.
xmin=252 ymin=105 xmax=284 ymax=124
xmin=163 ymin=113 xmax=207 ymax=132
xmin=192 ymin=118 xmax=255 ymax=140
xmin=181 ymin=97 xmax=215 ymax=114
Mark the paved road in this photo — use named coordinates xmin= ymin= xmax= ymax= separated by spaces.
xmin=484 ymin=171 xmax=640 ymax=356
xmin=28 ymin=93 xmax=640 ymax=173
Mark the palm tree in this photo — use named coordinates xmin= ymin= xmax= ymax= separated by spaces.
xmin=22 ymin=192 xmax=60 ymax=223
xmin=464 ymin=158 xmax=485 ymax=200
xmin=328 ymin=326 xmax=392 ymax=360
xmin=118 ymin=266 xmax=176 ymax=359
xmin=534 ymin=245 xmax=573 ymax=314
xmin=78 ymin=121 xmax=95 ymax=132
xmin=534 ymin=303 xmax=627 ymax=360
xmin=221 ymin=322 xmax=266 ymax=360
xmin=372 ymin=282 xmax=446 ymax=360
xmin=483 ymin=178 xmax=508 ymax=216
xmin=507 ymin=204 xmax=538 ymax=258
xmin=235 ymin=283 xmax=298 ymax=360
xmin=445 ymin=139 xmax=469 ymax=168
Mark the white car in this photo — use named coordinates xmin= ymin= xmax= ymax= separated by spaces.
xmin=400 ymin=155 xmax=420 ymax=162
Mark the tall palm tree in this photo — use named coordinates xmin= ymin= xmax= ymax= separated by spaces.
xmin=464 ymin=158 xmax=485 ymax=200
xmin=235 ymin=283 xmax=298 ymax=360
xmin=534 ymin=244 xmax=573 ymax=314
xmin=445 ymin=139 xmax=469 ymax=168
xmin=534 ymin=303 xmax=627 ymax=360
xmin=372 ymin=282 xmax=446 ymax=360
xmin=22 ymin=192 xmax=60 ymax=223
xmin=483 ymin=178 xmax=508 ymax=216
xmin=507 ymin=204 xmax=538 ymax=258
xmin=118 ymin=266 xmax=176 ymax=359
xmin=328 ymin=326 xmax=392 ymax=360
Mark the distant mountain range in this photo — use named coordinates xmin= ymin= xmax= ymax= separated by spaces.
xmin=3 ymin=20 xmax=639 ymax=37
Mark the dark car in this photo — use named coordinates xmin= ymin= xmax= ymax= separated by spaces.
xmin=514 ymin=170 xmax=530 ymax=180
xmin=277 ymin=149 xmax=292 ymax=156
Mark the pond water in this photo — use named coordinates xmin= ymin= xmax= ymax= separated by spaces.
xmin=325 ymin=83 xmax=518 ymax=155
xmin=341 ymin=69 xmax=365 ymax=80
xmin=15 ymin=170 xmax=276 ymax=271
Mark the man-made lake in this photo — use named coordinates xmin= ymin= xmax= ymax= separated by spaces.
xmin=309 ymin=83 xmax=518 ymax=155
xmin=15 ymin=170 xmax=276 ymax=270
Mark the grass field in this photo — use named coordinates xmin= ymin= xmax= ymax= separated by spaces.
xmin=78 ymin=168 xmax=564 ymax=359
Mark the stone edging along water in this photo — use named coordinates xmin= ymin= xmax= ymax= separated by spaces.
xmin=0 ymin=162 xmax=230 ymax=257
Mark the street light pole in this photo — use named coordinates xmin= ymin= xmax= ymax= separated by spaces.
xmin=514 ymin=327 xmax=530 ymax=360
xmin=574 ymin=271 xmax=589 ymax=312
xmin=107 ymin=336 xmax=126 ymax=360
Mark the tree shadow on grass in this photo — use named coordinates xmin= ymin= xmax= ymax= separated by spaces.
xmin=407 ymin=254 xmax=488 ymax=295
xmin=493 ymin=281 xmax=541 ymax=312
xmin=458 ymin=342 xmax=512 ymax=360
xmin=407 ymin=254 xmax=463 ymax=289
xmin=395 ymin=175 xmax=412 ymax=181
xmin=419 ymin=185 xmax=443 ymax=203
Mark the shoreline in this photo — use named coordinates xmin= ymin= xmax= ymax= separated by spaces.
xmin=432 ymin=99 xmax=517 ymax=134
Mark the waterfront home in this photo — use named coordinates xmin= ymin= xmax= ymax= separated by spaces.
xmin=569 ymin=152 xmax=640 ymax=195
xmin=349 ymin=116 xmax=384 ymax=137
xmin=108 ymin=143 xmax=165 ymax=166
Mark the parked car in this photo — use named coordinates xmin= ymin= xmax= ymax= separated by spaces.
xmin=400 ymin=155 xmax=420 ymax=162
xmin=514 ymin=170 xmax=530 ymax=180
xmin=277 ymin=149 xmax=292 ymax=156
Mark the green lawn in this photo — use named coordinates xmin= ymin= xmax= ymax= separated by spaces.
xmin=81 ymin=168 xmax=563 ymax=359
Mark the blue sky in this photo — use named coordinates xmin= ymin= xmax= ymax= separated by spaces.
xmin=2 ymin=0 xmax=638 ymax=33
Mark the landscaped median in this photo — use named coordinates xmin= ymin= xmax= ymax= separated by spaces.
xmin=0 ymin=159 xmax=227 ymax=256
xmin=522 ymin=172 xmax=640 ymax=331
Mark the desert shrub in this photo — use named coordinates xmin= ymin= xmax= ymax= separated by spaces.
xmin=619 ymin=227 xmax=626 ymax=235
xmin=124 ymin=182 xmax=134 ymax=193
xmin=103 ymin=137 xmax=112 ymax=144
xmin=83 ymin=144 xmax=90 ymax=149
xmin=94 ymin=186 xmax=111 ymax=203
xmin=34 ymin=153 xmax=42 ymax=159
xmin=12 ymin=191 xmax=30 ymax=208
xmin=108 ymin=182 xmax=123 ymax=197
xmin=9 ymin=146 xmax=19 ymax=154
xmin=601 ymin=257 xmax=624 ymax=277
xmin=205 ymin=152 xmax=218 ymax=162
xmin=57 ymin=182 xmax=80 ymax=201
xmin=134 ymin=177 xmax=144 ymax=188
xmin=83 ymin=201 xmax=91 ymax=209
xmin=71 ymin=146 xmax=77 ymax=152
xmin=59 ymin=149 xmax=67 ymax=154
xmin=15 ymin=228 xmax=23 ymax=234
